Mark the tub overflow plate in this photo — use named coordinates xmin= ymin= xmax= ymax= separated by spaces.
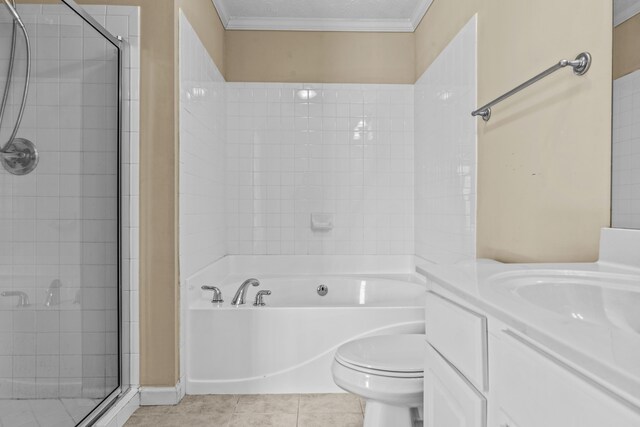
xmin=317 ymin=284 xmax=328 ymax=296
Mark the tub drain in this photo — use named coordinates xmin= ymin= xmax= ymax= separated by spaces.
xmin=317 ymin=284 xmax=328 ymax=296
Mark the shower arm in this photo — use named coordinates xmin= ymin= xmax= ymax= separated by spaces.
xmin=0 ymin=0 xmax=30 ymax=155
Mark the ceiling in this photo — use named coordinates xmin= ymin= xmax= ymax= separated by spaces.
xmin=211 ymin=0 xmax=434 ymax=32
xmin=614 ymin=0 xmax=640 ymax=26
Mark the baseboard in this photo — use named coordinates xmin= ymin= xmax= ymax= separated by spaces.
xmin=94 ymin=387 xmax=140 ymax=427
xmin=139 ymin=379 xmax=184 ymax=406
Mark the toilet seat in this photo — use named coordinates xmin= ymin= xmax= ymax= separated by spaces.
xmin=332 ymin=334 xmax=426 ymax=426
xmin=334 ymin=334 xmax=425 ymax=378
xmin=335 ymin=358 xmax=423 ymax=378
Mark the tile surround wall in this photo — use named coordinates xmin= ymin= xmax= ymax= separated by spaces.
xmin=99 ymin=4 xmax=141 ymax=394
xmin=613 ymin=69 xmax=640 ymax=229
xmin=179 ymin=13 xmax=226 ymax=279
xmin=226 ymin=83 xmax=414 ymax=256
xmin=179 ymin=11 xmax=226 ymax=394
xmin=0 ymin=3 xmax=140 ymax=400
xmin=414 ymin=16 xmax=477 ymax=264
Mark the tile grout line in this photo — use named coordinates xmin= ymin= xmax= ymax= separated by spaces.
xmin=230 ymin=393 xmax=239 ymax=426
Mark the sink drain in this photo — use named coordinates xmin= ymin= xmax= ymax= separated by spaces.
xmin=317 ymin=284 xmax=328 ymax=296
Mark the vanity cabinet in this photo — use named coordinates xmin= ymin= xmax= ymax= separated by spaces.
xmin=490 ymin=329 xmax=640 ymax=427
xmin=424 ymin=342 xmax=486 ymax=427
xmin=424 ymin=287 xmax=640 ymax=427
xmin=424 ymin=291 xmax=488 ymax=427
xmin=424 ymin=291 xmax=488 ymax=392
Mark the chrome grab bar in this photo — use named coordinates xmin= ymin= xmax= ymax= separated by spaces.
xmin=471 ymin=52 xmax=592 ymax=122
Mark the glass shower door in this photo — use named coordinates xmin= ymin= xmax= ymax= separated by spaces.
xmin=0 ymin=1 xmax=121 ymax=426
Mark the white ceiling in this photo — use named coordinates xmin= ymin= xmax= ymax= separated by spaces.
xmin=211 ymin=0 xmax=434 ymax=32
xmin=614 ymin=0 xmax=640 ymax=26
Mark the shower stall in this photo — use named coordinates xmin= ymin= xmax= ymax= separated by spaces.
xmin=0 ymin=1 xmax=123 ymax=426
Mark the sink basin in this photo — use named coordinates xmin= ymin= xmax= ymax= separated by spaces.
xmin=488 ymin=270 xmax=640 ymax=333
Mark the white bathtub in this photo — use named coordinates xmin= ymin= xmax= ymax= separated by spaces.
xmin=186 ymin=274 xmax=425 ymax=394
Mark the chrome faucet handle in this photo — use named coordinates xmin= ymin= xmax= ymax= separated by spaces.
xmin=201 ymin=285 xmax=224 ymax=303
xmin=1 ymin=291 xmax=30 ymax=307
xmin=253 ymin=290 xmax=271 ymax=307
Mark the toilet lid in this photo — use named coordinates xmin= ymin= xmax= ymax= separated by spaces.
xmin=335 ymin=334 xmax=426 ymax=374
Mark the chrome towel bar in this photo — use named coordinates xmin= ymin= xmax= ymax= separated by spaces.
xmin=471 ymin=52 xmax=592 ymax=122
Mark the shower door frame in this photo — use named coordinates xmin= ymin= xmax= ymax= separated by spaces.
xmin=58 ymin=1 xmax=125 ymax=425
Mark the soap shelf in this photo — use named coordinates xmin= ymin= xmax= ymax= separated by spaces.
xmin=311 ymin=213 xmax=333 ymax=231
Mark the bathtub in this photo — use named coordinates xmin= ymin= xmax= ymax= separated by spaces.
xmin=186 ymin=274 xmax=426 ymax=394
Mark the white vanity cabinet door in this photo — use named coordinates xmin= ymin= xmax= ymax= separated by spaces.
xmin=424 ymin=342 xmax=486 ymax=427
xmin=425 ymin=291 xmax=488 ymax=392
xmin=491 ymin=330 xmax=640 ymax=427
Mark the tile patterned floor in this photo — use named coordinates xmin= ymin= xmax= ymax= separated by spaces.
xmin=126 ymin=394 xmax=365 ymax=427
xmin=0 ymin=398 xmax=103 ymax=427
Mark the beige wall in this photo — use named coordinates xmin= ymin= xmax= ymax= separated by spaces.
xmin=84 ymin=0 xmax=180 ymax=388
xmin=614 ymin=12 xmax=640 ymax=79
xmin=224 ymin=30 xmax=415 ymax=83
xmin=415 ymin=0 xmax=478 ymax=78
xmin=416 ymin=0 xmax=612 ymax=262
xmin=176 ymin=0 xmax=225 ymax=74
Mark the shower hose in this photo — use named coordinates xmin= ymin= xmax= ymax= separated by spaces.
xmin=0 ymin=0 xmax=32 ymax=160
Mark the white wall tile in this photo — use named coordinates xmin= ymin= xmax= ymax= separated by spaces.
xmin=226 ymin=83 xmax=414 ymax=256
xmin=613 ymin=69 xmax=640 ymax=230
xmin=414 ymin=16 xmax=477 ymax=264
xmin=178 ymin=11 xmax=227 ymax=387
xmin=178 ymin=13 xmax=227 ymax=279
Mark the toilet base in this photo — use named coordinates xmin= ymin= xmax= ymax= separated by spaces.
xmin=363 ymin=401 xmax=420 ymax=427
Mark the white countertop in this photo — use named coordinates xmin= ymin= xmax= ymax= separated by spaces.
xmin=416 ymin=258 xmax=640 ymax=408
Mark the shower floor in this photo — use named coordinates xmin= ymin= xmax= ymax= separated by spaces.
xmin=0 ymin=398 xmax=102 ymax=427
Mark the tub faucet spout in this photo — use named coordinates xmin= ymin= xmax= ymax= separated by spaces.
xmin=231 ymin=278 xmax=260 ymax=306
xmin=44 ymin=279 xmax=61 ymax=307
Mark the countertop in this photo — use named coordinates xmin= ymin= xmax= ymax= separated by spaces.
xmin=416 ymin=259 xmax=640 ymax=408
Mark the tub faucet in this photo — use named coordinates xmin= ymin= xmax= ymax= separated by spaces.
xmin=44 ymin=279 xmax=61 ymax=307
xmin=1 ymin=291 xmax=30 ymax=307
xmin=231 ymin=278 xmax=260 ymax=306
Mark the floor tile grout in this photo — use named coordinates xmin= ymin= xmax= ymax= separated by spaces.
xmin=126 ymin=393 xmax=364 ymax=427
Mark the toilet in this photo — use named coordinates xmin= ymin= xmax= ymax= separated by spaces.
xmin=332 ymin=334 xmax=425 ymax=427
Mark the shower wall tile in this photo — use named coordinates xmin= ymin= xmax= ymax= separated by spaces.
xmin=0 ymin=4 xmax=140 ymax=399
xmin=103 ymin=4 xmax=140 ymax=392
xmin=178 ymin=13 xmax=227 ymax=280
xmin=414 ymin=16 xmax=477 ymax=264
xmin=226 ymin=83 xmax=414 ymax=256
xmin=613 ymin=69 xmax=640 ymax=229
xmin=178 ymin=12 xmax=226 ymax=391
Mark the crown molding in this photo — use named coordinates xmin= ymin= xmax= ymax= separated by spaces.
xmin=211 ymin=0 xmax=230 ymax=27
xmin=224 ymin=17 xmax=415 ymax=32
xmin=410 ymin=0 xmax=434 ymax=30
xmin=211 ymin=0 xmax=434 ymax=32
xmin=614 ymin=1 xmax=640 ymax=26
